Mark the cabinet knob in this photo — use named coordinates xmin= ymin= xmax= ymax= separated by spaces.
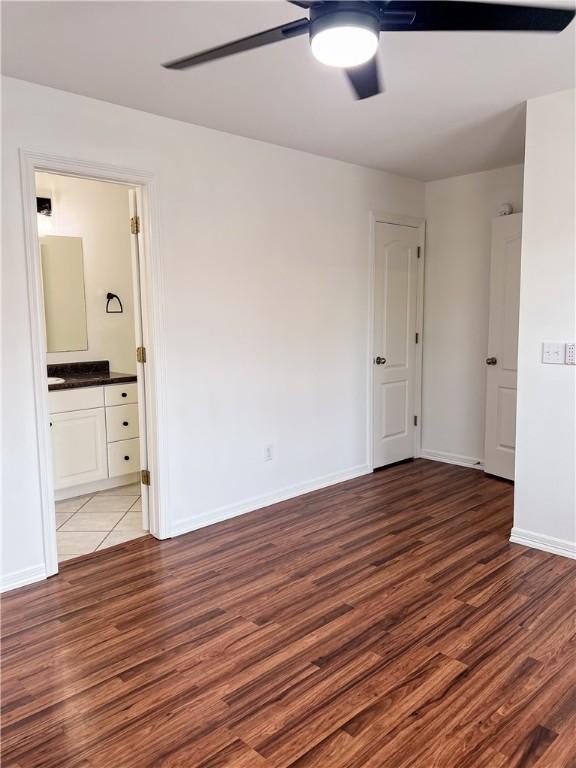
xmin=124 ymin=455 xmax=130 ymax=461
xmin=50 ymin=421 xmax=52 ymax=427
xmin=123 ymin=421 xmax=129 ymax=426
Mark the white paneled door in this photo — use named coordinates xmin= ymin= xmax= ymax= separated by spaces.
xmin=373 ymin=222 xmax=420 ymax=468
xmin=484 ymin=213 xmax=522 ymax=480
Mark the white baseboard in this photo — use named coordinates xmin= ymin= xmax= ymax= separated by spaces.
xmin=1 ymin=563 xmax=47 ymax=592
xmin=510 ymin=527 xmax=576 ymax=560
xmin=55 ymin=473 xmax=139 ymax=501
xmin=171 ymin=464 xmax=371 ymax=537
xmin=419 ymin=449 xmax=484 ymax=470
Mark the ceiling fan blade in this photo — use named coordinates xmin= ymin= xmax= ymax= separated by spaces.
xmin=345 ymin=58 xmax=382 ymax=100
xmin=163 ymin=18 xmax=309 ymax=70
xmin=379 ymin=1 xmax=574 ymax=32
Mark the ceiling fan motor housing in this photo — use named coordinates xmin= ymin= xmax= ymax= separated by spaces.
xmin=309 ymin=3 xmax=382 ymax=42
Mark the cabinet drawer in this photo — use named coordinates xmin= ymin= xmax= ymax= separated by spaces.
xmin=108 ymin=438 xmax=140 ymax=477
xmin=105 ymin=383 xmax=138 ymax=407
xmin=106 ymin=404 xmax=139 ymax=443
xmin=49 ymin=386 xmax=104 ymax=414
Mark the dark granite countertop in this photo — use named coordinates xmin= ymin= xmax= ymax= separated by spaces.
xmin=47 ymin=361 xmax=137 ymax=392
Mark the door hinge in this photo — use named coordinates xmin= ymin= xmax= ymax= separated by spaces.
xmin=130 ymin=215 xmax=140 ymax=235
xmin=417 ymin=246 xmax=421 ymax=259
xmin=415 ymin=332 xmax=419 ymax=344
xmin=141 ymin=469 xmax=151 ymax=486
xmin=136 ymin=346 xmax=147 ymax=363
xmin=414 ymin=415 xmax=418 ymax=427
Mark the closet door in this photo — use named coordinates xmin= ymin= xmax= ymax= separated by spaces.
xmin=484 ymin=213 xmax=522 ymax=480
xmin=373 ymin=222 xmax=419 ymax=468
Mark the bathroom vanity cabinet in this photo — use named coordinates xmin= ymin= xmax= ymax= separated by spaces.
xmin=49 ymin=383 xmax=140 ymax=493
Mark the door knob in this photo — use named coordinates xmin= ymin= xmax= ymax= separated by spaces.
xmin=486 ymin=357 xmax=498 ymax=366
xmin=375 ymin=356 xmax=386 ymax=365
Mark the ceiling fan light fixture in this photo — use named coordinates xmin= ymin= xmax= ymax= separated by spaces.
xmin=309 ymin=10 xmax=380 ymax=68
xmin=311 ymin=26 xmax=379 ymax=67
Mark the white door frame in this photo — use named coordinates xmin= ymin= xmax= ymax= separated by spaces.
xmin=367 ymin=211 xmax=426 ymax=471
xmin=19 ymin=150 xmax=171 ymax=578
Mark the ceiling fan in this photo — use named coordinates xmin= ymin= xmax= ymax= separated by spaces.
xmin=162 ymin=1 xmax=575 ymax=100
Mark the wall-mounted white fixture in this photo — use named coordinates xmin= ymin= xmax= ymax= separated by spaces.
xmin=542 ymin=342 xmax=575 ymax=365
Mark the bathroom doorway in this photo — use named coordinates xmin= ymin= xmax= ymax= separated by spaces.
xmin=21 ymin=151 xmax=168 ymax=577
xmin=38 ymin=172 xmax=149 ymax=562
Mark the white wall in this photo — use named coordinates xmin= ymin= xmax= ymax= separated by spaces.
xmin=422 ymin=165 xmax=525 ymax=466
xmin=512 ymin=89 xmax=575 ymax=557
xmin=36 ymin=173 xmax=136 ymax=374
xmin=1 ymin=77 xmax=424 ymax=588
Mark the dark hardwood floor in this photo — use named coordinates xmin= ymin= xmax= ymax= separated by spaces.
xmin=2 ymin=459 xmax=575 ymax=767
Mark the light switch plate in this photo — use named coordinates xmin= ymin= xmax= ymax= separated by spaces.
xmin=542 ymin=342 xmax=565 ymax=364
xmin=565 ymin=343 xmax=576 ymax=365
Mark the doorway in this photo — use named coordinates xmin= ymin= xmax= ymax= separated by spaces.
xmin=371 ymin=214 xmax=424 ymax=469
xmin=38 ymin=172 xmax=150 ymax=561
xmin=21 ymin=151 xmax=168 ymax=577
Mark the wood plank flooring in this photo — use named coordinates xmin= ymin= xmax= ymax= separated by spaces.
xmin=2 ymin=459 xmax=575 ymax=767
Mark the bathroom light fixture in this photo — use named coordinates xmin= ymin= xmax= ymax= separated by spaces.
xmin=106 ymin=292 xmax=124 ymax=313
xmin=36 ymin=197 xmax=52 ymax=216
xmin=36 ymin=197 xmax=54 ymax=236
xmin=310 ymin=11 xmax=380 ymax=68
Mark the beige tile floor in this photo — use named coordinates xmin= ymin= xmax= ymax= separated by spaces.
xmin=56 ymin=483 xmax=147 ymax=562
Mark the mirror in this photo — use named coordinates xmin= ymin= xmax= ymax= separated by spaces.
xmin=41 ymin=236 xmax=88 ymax=352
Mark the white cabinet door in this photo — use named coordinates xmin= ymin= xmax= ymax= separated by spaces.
xmin=484 ymin=213 xmax=522 ymax=480
xmin=50 ymin=408 xmax=108 ymax=490
xmin=373 ymin=222 xmax=420 ymax=468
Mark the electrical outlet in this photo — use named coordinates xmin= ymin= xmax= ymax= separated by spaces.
xmin=566 ymin=343 xmax=576 ymax=365
xmin=264 ymin=444 xmax=274 ymax=462
xmin=542 ymin=342 xmax=565 ymax=365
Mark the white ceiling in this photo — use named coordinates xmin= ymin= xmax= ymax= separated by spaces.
xmin=2 ymin=1 xmax=574 ymax=180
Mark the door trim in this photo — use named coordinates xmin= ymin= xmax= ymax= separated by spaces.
xmin=19 ymin=150 xmax=171 ymax=579
xmin=367 ymin=211 xmax=426 ymax=471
